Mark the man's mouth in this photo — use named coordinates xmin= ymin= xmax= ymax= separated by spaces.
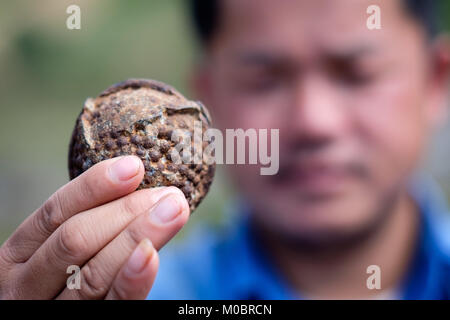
xmin=274 ymin=159 xmax=364 ymax=196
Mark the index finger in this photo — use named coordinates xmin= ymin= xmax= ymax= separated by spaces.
xmin=2 ymin=155 xmax=144 ymax=264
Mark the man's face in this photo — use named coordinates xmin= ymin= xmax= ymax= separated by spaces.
xmin=195 ymin=0 xmax=448 ymax=242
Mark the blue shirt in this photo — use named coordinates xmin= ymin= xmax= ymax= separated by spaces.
xmin=147 ymin=176 xmax=450 ymax=300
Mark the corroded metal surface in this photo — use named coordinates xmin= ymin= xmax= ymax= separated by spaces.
xmin=68 ymin=79 xmax=215 ymax=212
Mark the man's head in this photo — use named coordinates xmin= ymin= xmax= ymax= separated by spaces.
xmin=189 ymin=0 xmax=450 ymax=246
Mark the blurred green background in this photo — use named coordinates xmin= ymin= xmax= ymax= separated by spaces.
xmin=0 ymin=0 xmax=235 ymax=243
xmin=0 ymin=0 xmax=449 ymax=244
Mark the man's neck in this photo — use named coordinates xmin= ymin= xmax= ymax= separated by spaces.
xmin=253 ymin=191 xmax=421 ymax=299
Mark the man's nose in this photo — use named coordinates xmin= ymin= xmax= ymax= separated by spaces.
xmin=288 ymin=75 xmax=348 ymax=143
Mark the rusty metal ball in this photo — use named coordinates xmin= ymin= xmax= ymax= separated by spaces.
xmin=68 ymin=79 xmax=215 ymax=213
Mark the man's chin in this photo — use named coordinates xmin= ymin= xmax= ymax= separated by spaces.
xmin=281 ymin=183 xmax=376 ymax=221
xmin=255 ymin=195 xmax=385 ymax=250
xmin=278 ymin=207 xmax=371 ymax=237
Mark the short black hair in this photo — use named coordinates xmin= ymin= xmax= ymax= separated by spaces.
xmin=188 ymin=0 xmax=441 ymax=45
xmin=404 ymin=0 xmax=439 ymax=37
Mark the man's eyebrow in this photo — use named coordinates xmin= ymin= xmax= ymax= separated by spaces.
xmin=232 ymin=51 xmax=292 ymax=66
xmin=231 ymin=45 xmax=379 ymax=66
xmin=323 ymin=45 xmax=379 ymax=61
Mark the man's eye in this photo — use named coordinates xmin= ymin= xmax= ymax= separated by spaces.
xmin=339 ymin=71 xmax=374 ymax=86
xmin=327 ymin=60 xmax=376 ymax=87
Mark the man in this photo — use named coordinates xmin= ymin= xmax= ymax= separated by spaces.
xmin=148 ymin=0 xmax=450 ymax=299
xmin=0 ymin=0 xmax=448 ymax=300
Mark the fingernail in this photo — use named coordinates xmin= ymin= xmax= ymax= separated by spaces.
xmin=125 ymin=239 xmax=153 ymax=276
xmin=149 ymin=194 xmax=182 ymax=224
xmin=109 ymin=156 xmax=141 ymax=182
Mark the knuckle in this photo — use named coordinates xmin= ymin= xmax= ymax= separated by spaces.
xmin=120 ymin=195 xmax=140 ymax=219
xmin=0 ymin=267 xmax=11 ymax=298
xmin=78 ymin=173 xmax=100 ymax=203
xmin=0 ymin=240 xmax=23 ymax=264
xmin=36 ymin=193 xmax=64 ymax=237
xmin=108 ymin=283 xmax=129 ymax=300
xmin=125 ymin=227 xmax=144 ymax=250
xmin=79 ymin=262 xmax=109 ymax=299
xmin=0 ymin=289 xmax=18 ymax=300
xmin=0 ymin=268 xmax=28 ymax=300
xmin=57 ymin=222 xmax=88 ymax=261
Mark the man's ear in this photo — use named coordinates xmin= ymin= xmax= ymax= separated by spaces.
xmin=426 ymin=35 xmax=450 ymax=127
